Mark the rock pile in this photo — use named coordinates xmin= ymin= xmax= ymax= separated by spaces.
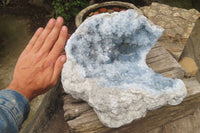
xmin=141 ymin=2 xmax=200 ymax=60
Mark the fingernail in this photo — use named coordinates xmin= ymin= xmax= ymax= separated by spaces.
xmin=57 ymin=17 xmax=63 ymax=23
xmin=62 ymin=26 xmax=67 ymax=31
xmin=49 ymin=18 xmax=55 ymax=24
xmin=37 ymin=27 xmax=43 ymax=33
xmin=61 ymin=56 xmax=66 ymax=62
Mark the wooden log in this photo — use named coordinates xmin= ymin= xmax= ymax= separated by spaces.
xmin=182 ymin=77 xmax=200 ymax=96
xmin=63 ymin=94 xmax=84 ymax=104
xmin=68 ymin=110 xmax=110 ymax=133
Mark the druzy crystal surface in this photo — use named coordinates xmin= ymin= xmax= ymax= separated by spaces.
xmin=61 ymin=9 xmax=187 ymax=128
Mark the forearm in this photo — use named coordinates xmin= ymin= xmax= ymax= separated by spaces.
xmin=0 ymin=89 xmax=30 ymax=133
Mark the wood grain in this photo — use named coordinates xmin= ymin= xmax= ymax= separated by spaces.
xmin=146 ymin=43 xmax=185 ymax=78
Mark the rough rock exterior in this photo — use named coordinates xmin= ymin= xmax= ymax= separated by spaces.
xmin=141 ymin=2 xmax=200 ymax=60
xmin=61 ymin=10 xmax=187 ymax=128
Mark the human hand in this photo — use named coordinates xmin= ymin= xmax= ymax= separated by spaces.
xmin=6 ymin=17 xmax=69 ymax=101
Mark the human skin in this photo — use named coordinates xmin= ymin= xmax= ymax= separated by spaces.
xmin=6 ymin=17 xmax=69 ymax=101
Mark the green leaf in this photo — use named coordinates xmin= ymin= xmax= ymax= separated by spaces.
xmin=52 ymin=0 xmax=89 ymax=23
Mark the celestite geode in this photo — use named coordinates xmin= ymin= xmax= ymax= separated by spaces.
xmin=61 ymin=9 xmax=187 ymax=128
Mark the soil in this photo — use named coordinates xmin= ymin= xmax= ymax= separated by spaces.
xmin=0 ymin=15 xmax=30 ymax=89
xmin=0 ymin=0 xmax=50 ymax=32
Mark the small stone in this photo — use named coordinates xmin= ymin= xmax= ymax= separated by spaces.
xmin=147 ymin=9 xmax=157 ymax=17
xmin=89 ymin=12 xmax=94 ymax=17
xmin=156 ymin=21 xmax=166 ymax=28
xmin=179 ymin=57 xmax=198 ymax=77
xmin=99 ymin=8 xmax=107 ymax=13
xmin=107 ymin=9 xmax=114 ymax=13
xmin=160 ymin=7 xmax=172 ymax=16
xmin=174 ymin=27 xmax=184 ymax=35
xmin=113 ymin=7 xmax=120 ymax=11
xmin=120 ymin=9 xmax=127 ymax=12
xmin=140 ymin=2 xmax=200 ymax=60
xmin=93 ymin=11 xmax=99 ymax=15
xmin=173 ymin=12 xmax=181 ymax=17
xmin=181 ymin=11 xmax=193 ymax=20
xmin=151 ymin=2 xmax=158 ymax=6
xmin=192 ymin=15 xmax=200 ymax=20
xmin=172 ymin=7 xmax=179 ymax=11
xmin=164 ymin=29 xmax=176 ymax=38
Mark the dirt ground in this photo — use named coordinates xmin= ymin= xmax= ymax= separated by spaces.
xmin=0 ymin=15 xmax=31 ymax=89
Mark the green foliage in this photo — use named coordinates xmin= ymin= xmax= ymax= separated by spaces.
xmin=0 ymin=1 xmax=4 ymax=8
xmin=52 ymin=0 xmax=89 ymax=23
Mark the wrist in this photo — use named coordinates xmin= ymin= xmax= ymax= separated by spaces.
xmin=6 ymin=80 xmax=33 ymax=101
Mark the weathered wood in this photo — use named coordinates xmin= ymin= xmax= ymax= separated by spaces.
xmin=160 ymin=107 xmax=200 ymax=133
xmin=68 ymin=110 xmax=110 ymax=133
xmin=63 ymin=43 xmax=192 ymax=133
xmin=182 ymin=77 xmax=200 ymax=96
xmin=63 ymin=94 xmax=83 ymax=104
xmin=146 ymin=43 xmax=185 ymax=78
xmin=63 ymin=102 xmax=91 ymax=121
xmin=63 ymin=94 xmax=92 ymax=121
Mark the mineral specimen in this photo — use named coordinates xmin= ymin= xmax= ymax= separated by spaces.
xmin=61 ymin=9 xmax=187 ymax=128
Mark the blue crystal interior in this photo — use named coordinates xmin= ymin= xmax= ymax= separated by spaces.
xmin=67 ymin=10 xmax=178 ymax=93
